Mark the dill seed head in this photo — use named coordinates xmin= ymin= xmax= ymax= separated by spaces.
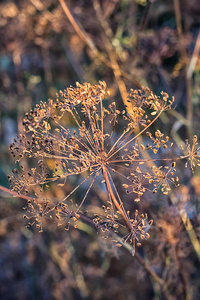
xmin=8 ymin=81 xmax=200 ymax=255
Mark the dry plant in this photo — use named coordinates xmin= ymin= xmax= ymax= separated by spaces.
xmin=8 ymin=81 xmax=200 ymax=256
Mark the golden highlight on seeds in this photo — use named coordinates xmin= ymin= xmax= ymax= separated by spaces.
xmin=9 ymin=81 xmax=200 ymax=255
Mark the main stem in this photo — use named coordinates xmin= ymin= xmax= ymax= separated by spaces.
xmin=102 ymin=166 xmax=132 ymax=231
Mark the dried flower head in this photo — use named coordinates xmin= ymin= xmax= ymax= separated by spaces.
xmin=9 ymin=81 xmax=200 ymax=255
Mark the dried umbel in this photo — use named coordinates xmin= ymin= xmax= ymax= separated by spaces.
xmin=9 ymin=81 xmax=200 ymax=255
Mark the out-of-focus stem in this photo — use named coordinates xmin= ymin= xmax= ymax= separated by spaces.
xmin=0 ymin=185 xmax=33 ymax=201
xmin=170 ymin=191 xmax=200 ymax=261
xmin=59 ymin=0 xmax=141 ymax=88
xmin=186 ymin=30 xmax=200 ymax=140
xmin=173 ymin=0 xmax=193 ymax=141
xmin=134 ymin=0 xmax=153 ymax=57
xmin=135 ymin=253 xmax=164 ymax=285
xmin=93 ymin=0 xmax=129 ymax=109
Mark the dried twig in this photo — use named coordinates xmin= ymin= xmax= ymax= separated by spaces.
xmin=58 ymin=0 xmax=141 ymax=88
xmin=93 ymin=0 xmax=129 ymax=109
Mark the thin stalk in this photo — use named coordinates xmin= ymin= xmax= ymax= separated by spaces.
xmin=135 ymin=253 xmax=164 ymax=285
xmin=0 ymin=185 xmax=33 ymax=201
xmin=173 ymin=0 xmax=193 ymax=141
xmin=102 ymin=166 xmax=132 ymax=231
xmin=108 ymin=155 xmax=189 ymax=164
xmin=100 ymin=97 xmax=104 ymax=151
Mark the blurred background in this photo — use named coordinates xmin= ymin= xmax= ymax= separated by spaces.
xmin=0 ymin=0 xmax=200 ymax=299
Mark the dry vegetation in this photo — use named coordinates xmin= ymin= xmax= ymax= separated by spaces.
xmin=0 ymin=1 xmax=200 ymax=299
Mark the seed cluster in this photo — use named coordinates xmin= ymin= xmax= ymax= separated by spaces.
xmin=9 ymin=81 xmax=200 ymax=254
